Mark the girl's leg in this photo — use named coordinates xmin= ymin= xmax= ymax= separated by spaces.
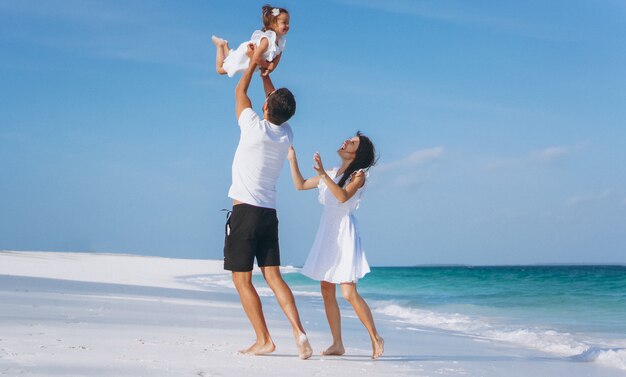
xmin=222 ymin=41 xmax=231 ymax=58
xmin=340 ymin=282 xmax=384 ymax=359
xmin=320 ymin=281 xmax=345 ymax=355
xmin=211 ymin=35 xmax=229 ymax=75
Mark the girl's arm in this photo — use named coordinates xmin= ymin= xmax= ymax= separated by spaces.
xmin=252 ymin=38 xmax=272 ymax=69
xmin=288 ymin=146 xmax=320 ymax=191
xmin=262 ymin=52 xmax=281 ymax=77
xmin=313 ymin=153 xmax=365 ymax=203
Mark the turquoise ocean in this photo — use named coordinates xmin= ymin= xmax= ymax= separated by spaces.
xmin=276 ymin=265 xmax=626 ymax=370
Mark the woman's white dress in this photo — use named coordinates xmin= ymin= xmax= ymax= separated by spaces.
xmin=222 ymin=30 xmax=286 ymax=77
xmin=301 ymin=168 xmax=371 ymax=284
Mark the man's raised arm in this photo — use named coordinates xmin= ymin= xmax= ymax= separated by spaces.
xmin=235 ymin=57 xmax=257 ymax=120
xmin=261 ymin=71 xmax=276 ymax=98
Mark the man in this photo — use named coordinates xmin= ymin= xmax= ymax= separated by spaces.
xmin=223 ymin=50 xmax=313 ymax=359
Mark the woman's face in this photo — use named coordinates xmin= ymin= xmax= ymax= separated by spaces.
xmin=338 ymin=136 xmax=360 ymax=157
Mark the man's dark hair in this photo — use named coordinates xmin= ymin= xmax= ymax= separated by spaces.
xmin=267 ymin=88 xmax=296 ymax=125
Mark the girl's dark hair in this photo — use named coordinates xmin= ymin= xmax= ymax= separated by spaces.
xmin=261 ymin=4 xmax=288 ymax=32
xmin=337 ymin=131 xmax=378 ymax=188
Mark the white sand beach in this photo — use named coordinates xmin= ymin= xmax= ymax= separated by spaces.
xmin=0 ymin=251 xmax=623 ymax=377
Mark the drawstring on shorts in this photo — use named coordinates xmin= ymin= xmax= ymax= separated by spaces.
xmin=221 ymin=208 xmax=232 ymax=235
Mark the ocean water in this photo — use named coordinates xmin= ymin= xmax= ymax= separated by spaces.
xmin=278 ymin=265 xmax=626 ymax=371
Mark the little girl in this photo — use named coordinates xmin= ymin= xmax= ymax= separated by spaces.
xmin=212 ymin=5 xmax=289 ymax=77
xmin=287 ymin=132 xmax=384 ymax=359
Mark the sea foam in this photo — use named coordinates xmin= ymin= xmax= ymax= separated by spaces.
xmin=375 ymin=303 xmax=626 ymax=370
xmin=572 ymin=347 xmax=626 ymax=370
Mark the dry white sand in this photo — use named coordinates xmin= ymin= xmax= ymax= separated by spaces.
xmin=1 ymin=251 xmax=623 ymax=376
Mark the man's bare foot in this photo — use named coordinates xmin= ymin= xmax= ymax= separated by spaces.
xmin=371 ymin=336 xmax=384 ymax=359
xmin=238 ymin=340 xmax=275 ymax=356
xmin=296 ymin=333 xmax=313 ymax=360
xmin=322 ymin=342 xmax=345 ymax=356
xmin=211 ymin=35 xmax=227 ymax=47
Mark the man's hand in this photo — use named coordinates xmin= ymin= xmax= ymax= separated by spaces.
xmin=287 ymin=146 xmax=296 ymax=161
xmin=246 ymin=43 xmax=255 ymax=59
xmin=261 ymin=62 xmax=275 ymax=77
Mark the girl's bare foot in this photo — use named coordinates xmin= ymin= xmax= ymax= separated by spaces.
xmin=371 ymin=336 xmax=384 ymax=359
xmin=296 ymin=333 xmax=313 ymax=360
xmin=238 ymin=340 xmax=276 ymax=356
xmin=322 ymin=342 xmax=345 ymax=356
xmin=211 ymin=35 xmax=227 ymax=47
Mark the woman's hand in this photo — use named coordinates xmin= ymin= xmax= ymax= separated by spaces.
xmin=313 ymin=152 xmax=326 ymax=177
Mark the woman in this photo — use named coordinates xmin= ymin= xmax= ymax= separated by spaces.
xmin=287 ymin=131 xmax=384 ymax=359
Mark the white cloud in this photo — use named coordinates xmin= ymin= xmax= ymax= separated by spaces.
xmin=0 ymin=1 xmax=139 ymax=28
xmin=486 ymin=143 xmax=586 ymax=170
xmin=336 ymin=0 xmax=573 ymax=40
xmin=566 ymin=189 xmax=613 ymax=206
xmin=531 ymin=143 xmax=587 ymax=162
xmin=370 ymin=147 xmax=445 ymax=189
xmin=377 ymin=147 xmax=444 ymax=173
xmin=535 ymin=146 xmax=571 ymax=160
xmin=338 ymin=0 xmax=494 ymax=24
xmin=0 ymin=1 xmax=200 ymax=67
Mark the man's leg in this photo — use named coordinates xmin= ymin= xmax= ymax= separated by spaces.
xmin=232 ymin=271 xmax=276 ymax=355
xmin=261 ymin=266 xmax=313 ymax=359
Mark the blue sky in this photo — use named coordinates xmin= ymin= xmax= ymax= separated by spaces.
xmin=1 ymin=0 xmax=625 ymax=266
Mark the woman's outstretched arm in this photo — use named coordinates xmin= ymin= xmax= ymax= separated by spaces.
xmin=288 ymin=146 xmax=320 ymax=191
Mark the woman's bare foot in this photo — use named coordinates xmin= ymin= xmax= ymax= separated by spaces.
xmin=296 ymin=333 xmax=313 ymax=360
xmin=322 ymin=342 xmax=345 ymax=356
xmin=211 ymin=35 xmax=227 ymax=47
xmin=371 ymin=336 xmax=384 ymax=359
xmin=238 ymin=340 xmax=276 ymax=356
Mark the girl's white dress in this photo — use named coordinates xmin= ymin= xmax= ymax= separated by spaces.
xmin=301 ymin=168 xmax=371 ymax=284
xmin=222 ymin=30 xmax=286 ymax=77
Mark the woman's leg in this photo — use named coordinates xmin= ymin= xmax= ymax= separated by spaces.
xmin=320 ymin=281 xmax=345 ymax=355
xmin=340 ymin=282 xmax=384 ymax=359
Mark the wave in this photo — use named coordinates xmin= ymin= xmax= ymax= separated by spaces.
xmin=375 ymin=303 xmax=626 ymax=371
xmin=181 ymin=268 xmax=319 ymax=298
xmin=182 ymin=274 xmax=235 ymax=289
xmin=279 ymin=265 xmax=302 ymax=274
xmin=256 ymin=287 xmax=321 ymax=298
xmin=572 ymin=347 xmax=626 ymax=371
xmin=182 ymin=273 xmax=626 ymax=370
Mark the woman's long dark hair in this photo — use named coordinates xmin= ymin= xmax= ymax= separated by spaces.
xmin=337 ymin=131 xmax=378 ymax=188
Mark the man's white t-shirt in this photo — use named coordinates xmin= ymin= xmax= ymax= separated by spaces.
xmin=228 ymin=108 xmax=293 ymax=209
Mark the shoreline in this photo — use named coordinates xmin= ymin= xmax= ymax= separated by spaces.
xmin=1 ymin=251 xmax=624 ymax=376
